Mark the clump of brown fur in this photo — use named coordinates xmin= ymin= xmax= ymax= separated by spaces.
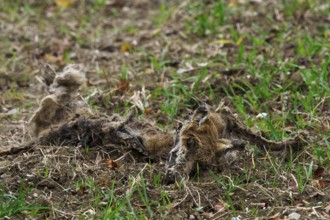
xmin=165 ymin=105 xmax=244 ymax=180
xmin=164 ymin=104 xmax=305 ymax=182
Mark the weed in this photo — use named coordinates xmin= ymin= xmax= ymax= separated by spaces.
xmin=296 ymin=161 xmax=313 ymax=194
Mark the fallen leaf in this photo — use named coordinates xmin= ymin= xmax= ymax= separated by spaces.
xmin=54 ymin=0 xmax=75 ymax=8
xmin=144 ymin=107 xmax=155 ymax=116
xmin=79 ymin=186 xmax=88 ymax=194
xmin=313 ymin=166 xmax=325 ymax=179
xmin=214 ymin=200 xmax=225 ymax=212
xmin=43 ymin=53 xmax=64 ymax=64
xmin=101 ymin=179 xmax=110 ymax=187
xmin=319 ymin=124 xmax=329 ymax=132
xmin=116 ymin=79 xmax=129 ymax=94
xmin=120 ymin=42 xmax=132 ymax=53
xmin=312 ymin=179 xmax=330 ymax=189
xmin=105 ymin=160 xmax=120 ymax=169
xmin=319 ymin=179 xmax=330 ymax=189
xmin=145 ymin=68 xmax=153 ymax=74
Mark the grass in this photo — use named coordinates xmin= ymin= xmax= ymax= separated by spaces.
xmin=186 ymin=0 xmax=229 ymax=37
xmin=72 ymin=169 xmax=173 ymax=219
xmin=0 ymin=0 xmax=329 ymax=219
xmin=0 ymin=181 xmax=49 ymax=218
xmin=296 ymin=161 xmax=314 ymax=194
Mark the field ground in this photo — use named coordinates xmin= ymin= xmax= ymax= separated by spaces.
xmin=0 ymin=0 xmax=329 ymax=219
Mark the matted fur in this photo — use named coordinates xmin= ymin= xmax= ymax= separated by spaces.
xmin=28 ymin=65 xmax=306 ymax=183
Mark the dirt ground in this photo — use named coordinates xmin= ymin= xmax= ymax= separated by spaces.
xmin=0 ymin=0 xmax=329 ymax=219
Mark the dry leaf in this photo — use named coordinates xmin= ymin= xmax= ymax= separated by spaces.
xmin=116 ymin=79 xmax=129 ymax=94
xmin=144 ymin=107 xmax=155 ymax=116
xmin=145 ymin=68 xmax=153 ymax=74
xmin=79 ymin=186 xmax=88 ymax=194
xmin=101 ymin=179 xmax=110 ymax=187
xmin=54 ymin=0 xmax=75 ymax=8
xmin=43 ymin=53 xmax=64 ymax=64
xmin=312 ymin=179 xmax=330 ymax=189
xmin=120 ymin=42 xmax=132 ymax=53
xmin=320 ymin=124 xmax=329 ymax=132
xmin=105 ymin=159 xmax=120 ymax=169
xmin=214 ymin=200 xmax=225 ymax=212
xmin=313 ymin=166 xmax=325 ymax=179
xmin=318 ymin=179 xmax=330 ymax=189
